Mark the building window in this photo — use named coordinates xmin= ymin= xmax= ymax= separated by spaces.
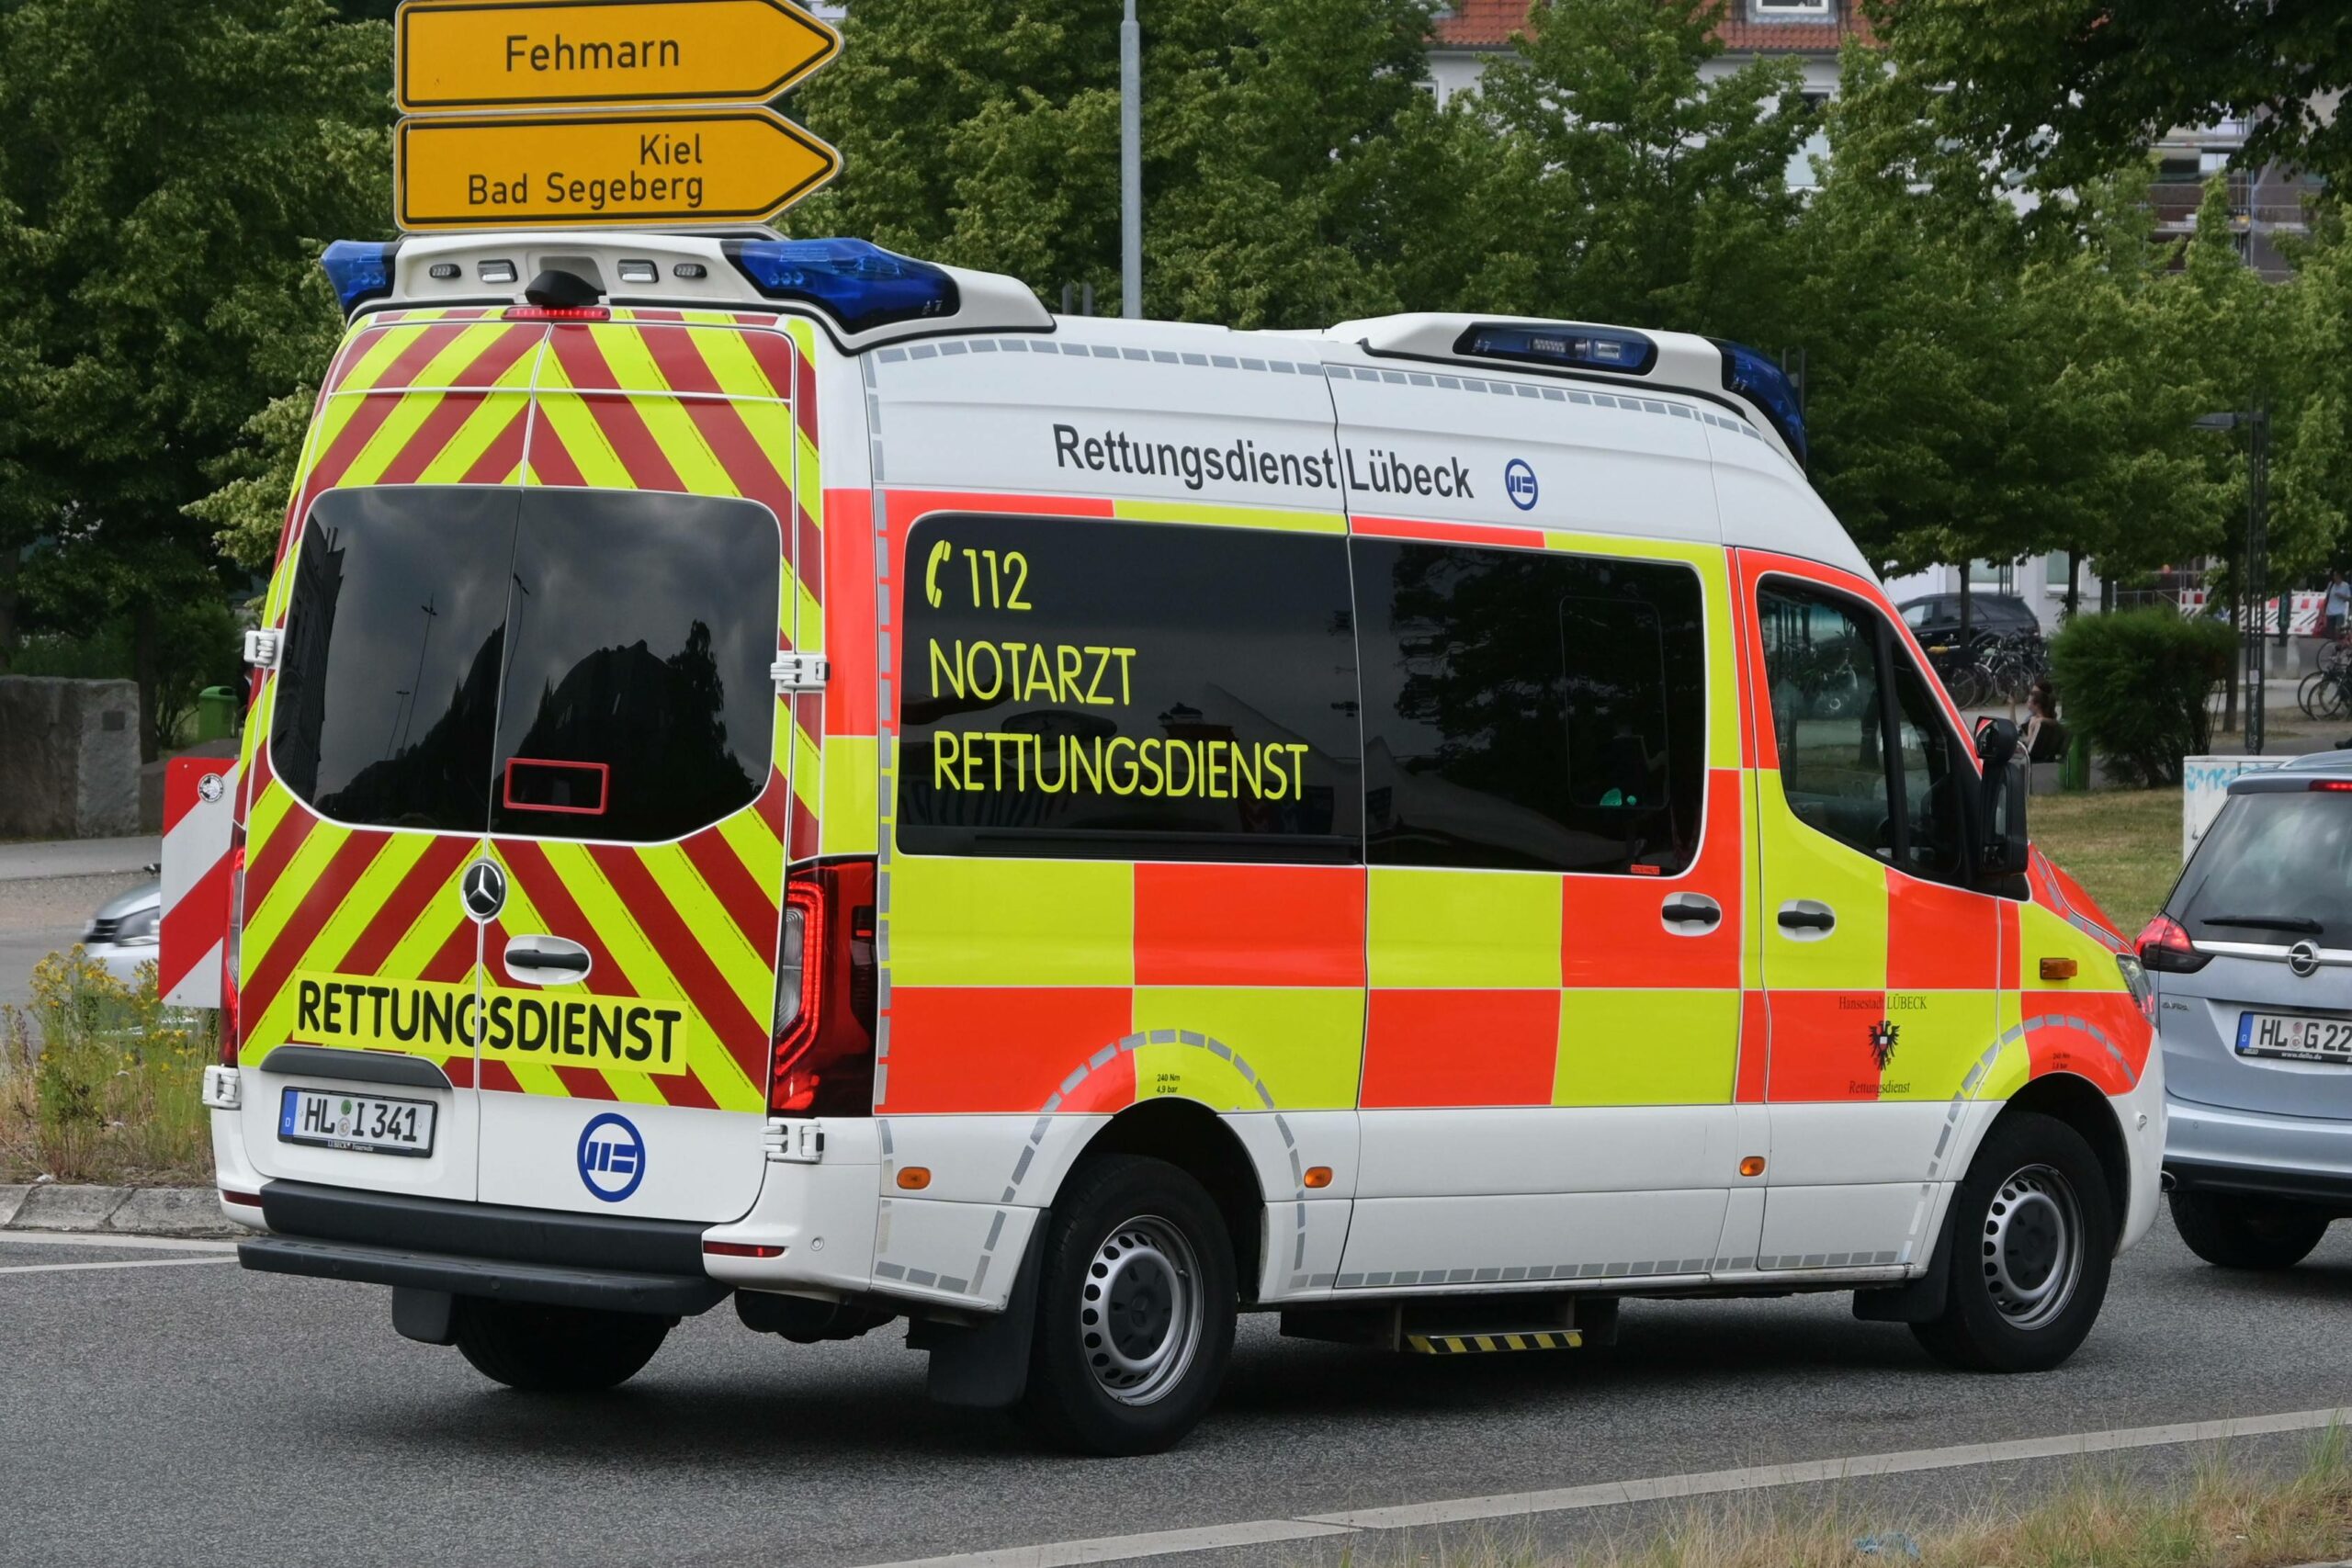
xmin=1751 ymin=0 xmax=1834 ymax=17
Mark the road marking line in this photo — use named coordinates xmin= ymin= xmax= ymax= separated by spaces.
xmin=849 ymin=1405 xmax=2352 ymax=1568
xmin=0 ymin=1232 xmax=237 ymax=1253
xmin=0 ymin=1257 xmax=240 ymax=1276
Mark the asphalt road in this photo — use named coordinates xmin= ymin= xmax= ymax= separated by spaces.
xmin=4 ymin=1213 xmax=2350 ymax=1568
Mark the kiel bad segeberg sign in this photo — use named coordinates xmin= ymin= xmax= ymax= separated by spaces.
xmin=393 ymin=0 xmax=842 ymax=231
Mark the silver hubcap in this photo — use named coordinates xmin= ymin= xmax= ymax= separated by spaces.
xmin=1982 ymin=1163 xmax=2084 ymax=1330
xmin=1077 ymin=1215 xmax=1203 ymax=1406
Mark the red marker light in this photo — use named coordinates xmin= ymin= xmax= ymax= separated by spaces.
xmin=2135 ymin=913 xmax=2211 ymax=975
xmin=504 ymin=305 xmax=611 ymax=322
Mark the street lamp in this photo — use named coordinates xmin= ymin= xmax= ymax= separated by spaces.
xmin=2194 ymin=407 xmax=2270 ymax=755
xmin=1121 ymin=0 xmax=1142 ymax=318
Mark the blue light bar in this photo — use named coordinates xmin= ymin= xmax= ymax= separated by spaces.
xmin=1453 ymin=322 xmax=1657 ymax=376
xmin=321 ymin=240 xmax=400 ymax=316
xmin=1715 ymin=339 xmax=1807 ymax=467
xmin=724 ymin=238 xmax=959 ymax=334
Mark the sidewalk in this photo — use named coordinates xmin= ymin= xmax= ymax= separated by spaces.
xmin=0 ymin=836 xmax=158 ymax=882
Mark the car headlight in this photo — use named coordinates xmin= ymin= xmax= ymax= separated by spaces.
xmin=2117 ymin=952 xmax=2154 ymax=1020
xmin=113 ymin=906 xmax=160 ymax=946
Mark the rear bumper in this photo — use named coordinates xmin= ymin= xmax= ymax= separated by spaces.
xmin=240 ymin=1179 xmax=729 ymax=1315
xmin=2165 ymin=1093 xmax=2352 ymax=1209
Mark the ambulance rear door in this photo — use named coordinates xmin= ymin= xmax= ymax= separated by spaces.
xmin=473 ymin=318 xmax=808 ymax=1223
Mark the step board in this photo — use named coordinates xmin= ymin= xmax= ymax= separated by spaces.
xmin=1405 ymin=1328 xmax=1583 ymax=1355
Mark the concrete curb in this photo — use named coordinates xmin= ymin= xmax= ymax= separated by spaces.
xmin=0 ymin=1183 xmax=239 ymax=1238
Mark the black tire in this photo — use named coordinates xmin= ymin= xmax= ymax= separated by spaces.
xmin=2169 ymin=1189 xmax=2329 ymax=1271
xmin=1911 ymin=1111 xmax=2115 ymax=1373
xmin=1019 ymin=1154 xmax=1237 ymax=1456
xmin=450 ymin=1297 xmax=673 ymax=1392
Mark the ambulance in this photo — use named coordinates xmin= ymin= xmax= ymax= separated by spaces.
xmin=181 ymin=230 xmax=2161 ymax=1455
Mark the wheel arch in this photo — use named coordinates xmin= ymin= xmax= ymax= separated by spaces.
xmin=1068 ymin=1099 xmax=1268 ymax=1303
xmin=1991 ymin=1072 xmax=2132 ymax=1236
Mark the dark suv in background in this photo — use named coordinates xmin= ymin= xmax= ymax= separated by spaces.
xmin=1897 ymin=592 xmax=2043 ymax=647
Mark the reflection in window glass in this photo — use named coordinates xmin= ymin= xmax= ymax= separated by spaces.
xmin=1758 ymin=585 xmax=1893 ymax=863
xmin=1892 ymin=653 xmax=1965 ymax=880
xmin=492 ymin=491 xmax=779 ymax=843
xmin=897 ymin=515 xmax=1362 ymax=861
xmin=273 ymin=487 xmax=519 ymax=832
xmin=1355 ymin=540 xmax=1706 ymax=874
xmin=2174 ymin=792 xmax=2352 ymax=948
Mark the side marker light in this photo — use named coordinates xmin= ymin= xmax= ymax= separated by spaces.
xmin=1738 ymin=1156 xmax=1766 ymax=1178
xmin=2039 ymin=957 xmax=2078 ymax=981
xmin=1304 ymin=1166 xmax=1333 ymax=1190
xmin=896 ymin=1167 xmax=932 ymax=1190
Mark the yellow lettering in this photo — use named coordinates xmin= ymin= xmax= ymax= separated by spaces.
xmin=1285 ymin=743 xmax=1310 ymax=800
xmin=1106 ymin=736 xmax=1137 ymax=794
xmin=1205 ymin=742 xmax=1229 ymax=798
xmin=1165 ymin=739 xmax=1196 ymax=798
xmin=967 ymin=639 xmax=1003 ymax=701
xmin=1082 ymin=646 xmax=1113 ymax=704
xmin=927 ymin=637 xmax=962 ymax=701
xmin=1137 ymin=737 xmax=1165 ymax=795
xmin=1231 ymin=741 xmax=1261 ymax=799
xmin=933 ymin=730 xmax=962 ymax=790
xmin=1113 ymin=648 xmax=1136 ymax=705
xmin=1054 ymin=643 xmax=1084 ymax=705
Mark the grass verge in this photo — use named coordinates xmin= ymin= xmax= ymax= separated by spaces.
xmin=1340 ymin=1432 xmax=2352 ymax=1568
xmin=0 ymin=948 xmax=213 ymax=1185
xmin=2026 ymin=787 xmax=2181 ymax=939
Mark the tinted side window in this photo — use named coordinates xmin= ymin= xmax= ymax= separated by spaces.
xmin=1354 ymin=540 xmax=1707 ymax=874
xmin=274 ymin=487 xmax=517 ymax=833
xmin=898 ymin=515 xmax=1361 ymax=861
xmin=491 ymin=490 xmax=780 ymax=843
xmin=1758 ymin=585 xmax=1893 ymax=862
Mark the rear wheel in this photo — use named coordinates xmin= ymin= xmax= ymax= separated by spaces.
xmin=1912 ymin=1111 xmax=2115 ymax=1373
xmin=1020 ymin=1154 xmax=1237 ymax=1456
xmin=450 ymin=1297 xmax=673 ymax=1392
xmin=2169 ymin=1190 xmax=2330 ymax=1271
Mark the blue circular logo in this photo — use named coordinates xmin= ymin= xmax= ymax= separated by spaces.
xmin=1504 ymin=458 xmax=1539 ymax=511
xmin=576 ymin=1111 xmax=646 ymax=1202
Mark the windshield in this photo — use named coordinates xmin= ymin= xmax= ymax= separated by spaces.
xmin=2172 ymin=790 xmax=2352 ymax=947
xmin=275 ymin=484 xmax=780 ymax=842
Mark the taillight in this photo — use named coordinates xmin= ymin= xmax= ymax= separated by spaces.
xmin=2312 ymin=779 xmax=2352 ymax=793
xmin=218 ymin=846 xmax=246 ymax=1066
xmin=769 ymin=859 xmax=877 ymax=1116
xmin=2136 ymin=913 xmax=2211 ymax=975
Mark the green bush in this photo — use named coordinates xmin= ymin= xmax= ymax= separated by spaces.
xmin=2049 ymin=608 xmax=2237 ymax=787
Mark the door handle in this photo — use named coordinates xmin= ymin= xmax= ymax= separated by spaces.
xmin=1775 ymin=900 xmax=1837 ymax=935
xmin=1662 ymin=895 xmax=1722 ymax=929
xmin=503 ymin=934 xmax=592 ymax=984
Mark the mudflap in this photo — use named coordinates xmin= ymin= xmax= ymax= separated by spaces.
xmin=1852 ymin=1205 xmax=1955 ymax=1324
xmin=913 ymin=1224 xmax=1045 ymax=1410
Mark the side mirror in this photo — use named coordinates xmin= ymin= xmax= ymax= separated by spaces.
xmin=1976 ymin=754 xmax=2030 ymax=882
xmin=1974 ymin=716 xmax=2019 ymax=767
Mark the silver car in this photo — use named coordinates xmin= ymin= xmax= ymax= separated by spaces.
xmin=80 ymin=877 xmax=163 ymax=985
xmin=2149 ymin=750 xmax=2352 ymax=1268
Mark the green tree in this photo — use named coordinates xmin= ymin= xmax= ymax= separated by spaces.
xmin=1869 ymin=0 xmax=2352 ymax=192
xmin=0 ymin=0 xmax=390 ymax=755
xmin=791 ymin=0 xmax=1453 ymax=326
xmin=1432 ymin=0 xmax=1814 ymax=334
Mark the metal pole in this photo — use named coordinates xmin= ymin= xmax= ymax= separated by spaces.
xmin=2246 ymin=409 xmax=2268 ymax=754
xmin=1121 ymin=0 xmax=1142 ymax=318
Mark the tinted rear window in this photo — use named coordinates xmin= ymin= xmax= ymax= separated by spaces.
xmin=1354 ymin=539 xmax=1707 ymax=874
xmin=2173 ymin=790 xmax=2352 ymax=947
xmin=275 ymin=485 xmax=779 ymax=842
xmin=896 ymin=513 xmax=1361 ymax=861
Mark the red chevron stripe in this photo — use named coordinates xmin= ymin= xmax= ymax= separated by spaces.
xmin=444 ymin=1057 xmax=476 ymax=1089
xmin=657 ymin=1069 xmax=718 ymax=1109
xmin=458 ymin=404 xmax=531 ymax=484
xmin=677 ymin=392 xmax=789 ymax=516
xmin=337 ymin=835 xmax=475 ymax=978
xmin=680 ymin=828 xmax=779 ymax=964
xmin=418 ymin=917 xmax=478 ymax=985
xmin=479 ymin=1059 xmax=523 ymax=1093
xmin=242 ymin=800 xmax=316 ymax=917
xmin=790 ymin=797 xmax=820 ymax=863
xmin=242 ymin=831 xmax=390 ymax=1025
xmin=370 ymin=321 xmax=474 ymax=391
xmin=794 ymin=340 xmax=817 ymax=443
xmin=526 ymin=411 xmax=589 ymax=487
xmin=641 ymin=326 xmax=725 ymax=396
xmin=555 ymin=1066 xmax=617 ymax=1100
xmin=303 ymin=392 xmax=406 ymax=492
xmin=586 ymin=844 xmax=769 ymax=1085
xmin=545 ymin=330 xmax=686 ymax=491
xmin=496 ymin=839 xmax=639 ymax=998
xmin=375 ymin=392 xmax=493 ymax=486
xmin=444 ymin=323 xmax=542 ymax=389
xmin=755 ymin=769 xmax=788 ymax=841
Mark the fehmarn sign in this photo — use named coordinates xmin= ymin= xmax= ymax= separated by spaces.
xmin=394 ymin=108 xmax=840 ymax=230
xmin=396 ymin=0 xmax=841 ymax=111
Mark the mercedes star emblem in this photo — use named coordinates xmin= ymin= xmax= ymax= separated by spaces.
xmin=460 ymin=859 xmax=507 ymax=923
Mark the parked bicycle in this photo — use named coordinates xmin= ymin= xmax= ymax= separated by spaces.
xmin=2300 ymin=664 xmax=2352 ymax=721
xmin=1927 ymin=627 xmax=2049 ymax=709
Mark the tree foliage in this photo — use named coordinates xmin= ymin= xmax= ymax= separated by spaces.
xmin=1869 ymin=0 xmax=2352 ymax=193
xmin=0 ymin=0 xmax=388 ymax=755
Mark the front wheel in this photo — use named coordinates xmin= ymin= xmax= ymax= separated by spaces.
xmin=1912 ymin=1111 xmax=2115 ymax=1373
xmin=2169 ymin=1190 xmax=2329 ymax=1270
xmin=451 ymin=1297 xmax=673 ymax=1392
xmin=1020 ymin=1154 xmax=1237 ymax=1456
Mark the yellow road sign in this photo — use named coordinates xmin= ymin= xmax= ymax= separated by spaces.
xmin=395 ymin=108 xmax=840 ymax=231
xmin=397 ymin=0 xmax=842 ymax=111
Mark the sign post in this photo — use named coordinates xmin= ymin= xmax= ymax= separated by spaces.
xmin=394 ymin=0 xmax=843 ymax=232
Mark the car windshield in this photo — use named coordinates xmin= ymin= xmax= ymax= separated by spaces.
xmin=2172 ymin=790 xmax=2352 ymax=947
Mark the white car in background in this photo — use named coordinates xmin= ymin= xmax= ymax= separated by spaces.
xmin=81 ymin=878 xmax=163 ymax=985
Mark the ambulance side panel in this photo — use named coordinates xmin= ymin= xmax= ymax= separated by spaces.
xmin=861 ymin=324 xmax=1364 ymax=1305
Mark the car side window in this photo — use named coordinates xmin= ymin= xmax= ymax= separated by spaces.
xmin=1890 ymin=649 xmax=1966 ymax=880
xmin=1758 ymin=585 xmax=1894 ymax=863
